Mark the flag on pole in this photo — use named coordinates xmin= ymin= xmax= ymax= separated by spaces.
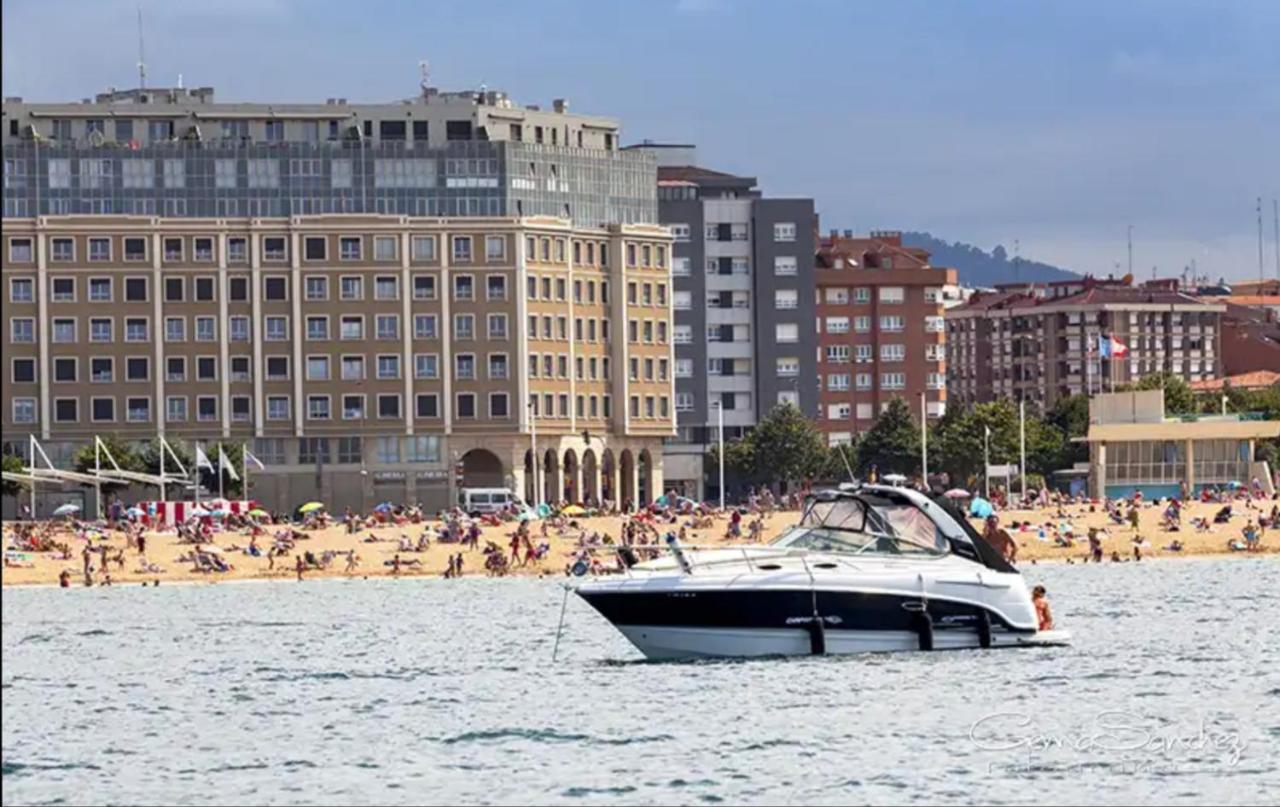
xmin=243 ymin=449 xmax=266 ymax=471
xmin=194 ymin=445 xmax=215 ymax=472
xmin=219 ymin=447 xmax=240 ymax=481
xmin=1097 ymin=334 xmax=1129 ymax=358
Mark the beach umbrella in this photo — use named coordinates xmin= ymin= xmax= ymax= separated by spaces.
xmin=298 ymin=501 xmax=325 ymax=513
xmin=517 ymin=510 xmax=535 ymax=522
xmin=882 ymin=473 xmax=907 ymax=485
xmin=53 ymin=503 xmax=81 ymax=517
xmin=1225 ymin=481 xmax=1243 ymax=489
xmin=190 ymin=505 xmax=211 ymax=517
xmin=207 ymin=509 xmax=228 ymax=518
xmin=125 ymin=506 xmax=144 ymax=517
xmin=248 ymin=508 xmax=269 ymax=518
xmin=562 ymin=505 xmax=587 ymax=516
xmin=373 ymin=502 xmax=393 ymax=513
xmin=969 ymin=497 xmax=994 ymax=519
xmin=944 ymin=488 xmax=971 ymax=499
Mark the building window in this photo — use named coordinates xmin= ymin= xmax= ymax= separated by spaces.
xmin=374 ymin=235 xmax=398 ymax=261
xmin=166 ymin=397 xmax=187 ymax=422
xmin=416 ymin=394 xmax=439 ymax=419
xmin=376 ymin=355 xmax=401 ymax=380
xmin=377 ymin=394 xmax=401 ymax=419
xmin=374 ymin=276 xmax=399 ymax=300
xmin=454 ymin=275 xmax=474 ymax=301
xmin=456 ymin=393 xmax=477 ymax=419
xmin=452 ymin=236 xmax=473 ymax=263
xmin=414 ymin=354 xmax=439 ymax=379
xmin=340 ymin=276 xmax=363 ymax=301
xmin=412 ymin=275 xmax=436 ymax=300
xmin=411 ymin=236 xmax=436 ymax=261
xmin=774 ymin=222 xmax=796 ymax=242
xmin=485 ymin=235 xmax=506 ymax=261
xmin=339 ymin=236 xmax=362 ymax=261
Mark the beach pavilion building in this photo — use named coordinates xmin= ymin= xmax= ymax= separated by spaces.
xmin=1082 ymin=390 xmax=1280 ymax=499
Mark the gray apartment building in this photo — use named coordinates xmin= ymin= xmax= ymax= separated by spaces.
xmin=623 ymin=144 xmax=816 ymax=499
xmin=1 ymin=84 xmax=675 ymax=516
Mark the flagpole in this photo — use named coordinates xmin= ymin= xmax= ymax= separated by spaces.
xmin=983 ymin=427 xmax=991 ymax=500
xmin=159 ymin=437 xmax=166 ymax=503
xmin=242 ymin=442 xmax=249 ymax=502
xmin=920 ymin=391 xmax=928 ymax=489
xmin=1019 ymin=399 xmax=1027 ymax=504
xmin=218 ymin=446 xmax=225 ymax=501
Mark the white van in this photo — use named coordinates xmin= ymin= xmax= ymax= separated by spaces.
xmin=458 ymin=488 xmax=523 ymax=516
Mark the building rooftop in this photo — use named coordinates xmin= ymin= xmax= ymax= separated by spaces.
xmin=1188 ymin=370 xmax=1280 ymax=392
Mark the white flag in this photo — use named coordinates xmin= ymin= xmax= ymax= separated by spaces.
xmin=194 ymin=445 xmax=215 ymax=472
xmin=244 ymin=449 xmax=266 ymax=471
xmin=985 ymin=425 xmax=992 ymax=439
xmin=219 ymin=447 xmax=240 ymax=481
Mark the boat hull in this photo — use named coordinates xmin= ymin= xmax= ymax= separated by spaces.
xmin=576 ymin=566 xmax=1058 ymax=660
xmin=614 ymin=624 xmax=1063 ymax=660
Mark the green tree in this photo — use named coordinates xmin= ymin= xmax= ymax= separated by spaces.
xmin=1 ymin=453 xmax=25 ymax=498
xmin=1043 ymin=393 xmax=1090 ymax=469
xmin=72 ymin=436 xmax=144 ymax=493
xmin=856 ymin=397 xmax=921 ymax=477
xmin=1132 ymin=372 xmax=1195 ymax=414
xmin=707 ymin=403 xmax=828 ymax=490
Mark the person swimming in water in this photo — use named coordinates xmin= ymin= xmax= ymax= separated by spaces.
xmin=1031 ymin=585 xmax=1054 ymax=631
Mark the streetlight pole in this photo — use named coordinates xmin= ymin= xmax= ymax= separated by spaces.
xmin=714 ymin=401 xmax=725 ymax=511
xmin=529 ymin=401 xmax=539 ymax=508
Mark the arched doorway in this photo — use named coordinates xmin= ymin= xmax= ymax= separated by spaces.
xmin=619 ymin=449 xmax=635 ymax=510
xmin=543 ymin=449 xmax=560 ymax=505
xmin=563 ymin=448 xmax=579 ymax=503
xmin=523 ymin=449 xmax=536 ymax=504
xmin=581 ymin=449 xmax=598 ymax=506
xmin=461 ymin=448 xmax=504 ymax=488
xmin=600 ymin=449 xmax=616 ymax=506
xmin=638 ymin=448 xmax=653 ymax=506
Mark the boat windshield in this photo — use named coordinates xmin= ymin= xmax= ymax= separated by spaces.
xmin=773 ymin=495 xmax=948 ymax=556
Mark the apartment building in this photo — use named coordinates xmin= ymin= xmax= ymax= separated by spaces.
xmin=622 ymin=144 xmax=816 ymax=498
xmin=1 ymin=85 xmax=674 ymax=515
xmin=814 ymin=232 xmax=955 ymax=445
xmin=947 ymin=282 xmax=1227 ymax=409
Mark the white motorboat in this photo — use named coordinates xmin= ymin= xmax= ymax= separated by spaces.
xmin=576 ymin=485 xmax=1070 ymax=660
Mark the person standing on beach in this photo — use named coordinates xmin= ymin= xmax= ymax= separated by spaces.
xmin=1087 ymin=528 xmax=1103 ymax=563
xmin=295 ymin=554 xmax=305 ymax=581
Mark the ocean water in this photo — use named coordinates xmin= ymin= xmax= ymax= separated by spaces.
xmin=3 ymin=558 xmax=1279 ymax=806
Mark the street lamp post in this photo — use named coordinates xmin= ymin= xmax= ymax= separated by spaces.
xmin=713 ymin=401 xmax=725 ymax=511
xmin=529 ymin=401 xmax=539 ymax=508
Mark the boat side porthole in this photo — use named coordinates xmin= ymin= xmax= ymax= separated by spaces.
xmin=756 ymin=563 xmax=783 ymax=571
xmin=813 ymin=562 xmax=838 ymax=570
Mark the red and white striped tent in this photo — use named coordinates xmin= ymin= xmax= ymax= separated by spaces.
xmin=134 ymin=499 xmax=257 ymax=527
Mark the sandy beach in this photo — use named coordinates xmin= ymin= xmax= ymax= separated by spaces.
xmin=3 ymin=495 xmax=1276 ymax=588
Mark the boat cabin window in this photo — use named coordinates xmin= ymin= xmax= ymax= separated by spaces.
xmin=777 ymin=495 xmax=947 ymax=556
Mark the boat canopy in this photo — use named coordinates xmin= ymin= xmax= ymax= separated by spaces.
xmin=788 ymin=486 xmax=1018 ymax=573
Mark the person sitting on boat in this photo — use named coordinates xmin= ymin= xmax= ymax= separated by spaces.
xmin=1031 ymin=585 xmax=1054 ymax=631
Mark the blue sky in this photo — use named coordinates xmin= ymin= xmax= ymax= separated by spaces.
xmin=4 ymin=0 xmax=1277 ymax=281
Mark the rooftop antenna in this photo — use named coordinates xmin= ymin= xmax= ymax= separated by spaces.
xmin=1012 ymin=238 xmax=1021 ymax=284
xmin=418 ymin=60 xmax=430 ymax=99
xmin=1259 ymin=197 xmax=1266 ymax=284
xmin=136 ymin=5 xmax=147 ymax=90
xmin=1127 ymin=224 xmax=1133 ymax=276
xmin=1273 ymin=198 xmax=1279 ymax=281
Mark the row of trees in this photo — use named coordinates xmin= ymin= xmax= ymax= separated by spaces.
xmin=709 ymin=379 xmax=1280 ymax=494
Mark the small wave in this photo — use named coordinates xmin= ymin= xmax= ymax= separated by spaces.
xmin=207 ymin=762 xmax=270 ymax=773
xmin=281 ymin=760 xmax=318 ymax=769
xmin=18 ymin=634 xmax=53 ymax=645
xmin=441 ymin=728 xmax=673 ymax=746
xmin=75 ymin=629 xmax=111 ymax=637
xmin=2 ymin=761 xmax=101 ymax=777
xmin=563 ymin=785 xmax=638 ymax=798
xmin=260 ymin=671 xmax=351 ymax=682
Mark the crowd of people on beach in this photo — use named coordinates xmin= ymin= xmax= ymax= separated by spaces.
xmin=4 ymin=472 xmax=1276 ymax=588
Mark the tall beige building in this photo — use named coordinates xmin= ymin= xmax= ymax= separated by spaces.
xmin=1 ymin=85 xmax=674 ymax=515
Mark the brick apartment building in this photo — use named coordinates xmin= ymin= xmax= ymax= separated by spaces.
xmin=814 ymin=232 xmax=956 ymax=444
xmin=947 ymin=280 xmax=1227 ymax=409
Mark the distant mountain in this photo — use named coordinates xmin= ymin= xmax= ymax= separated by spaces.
xmin=901 ymin=231 xmax=1080 ymax=287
